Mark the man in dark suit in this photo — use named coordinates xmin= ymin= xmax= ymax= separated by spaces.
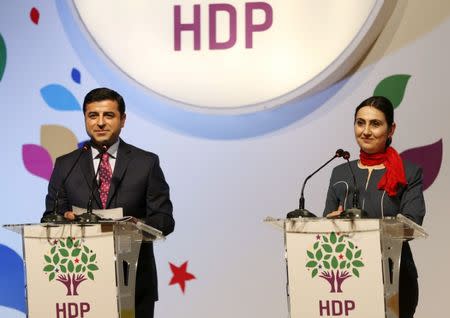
xmin=42 ymin=87 xmax=175 ymax=318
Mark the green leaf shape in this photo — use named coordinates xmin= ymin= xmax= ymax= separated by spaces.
xmin=49 ymin=272 xmax=55 ymax=281
xmin=323 ymin=261 xmax=330 ymax=269
xmin=331 ymin=256 xmax=338 ymax=269
xmin=315 ymin=250 xmax=323 ymax=261
xmin=43 ymin=265 xmax=54 ymax=272
xmin=338 ymin=235 xmax=344 ymax=243
xmin=76 ymin=264 xmax=82 ymax=273
xmin=355 ymin=250 xmax=362 ymax=259
xmin=61 ymin=258 xmax=68 ymax=264
xmin=335 ymin=244 xmax=345 ymax=253
xmin=53 ymin=254 xmax=60 ymax=265
xmin=67 ymin=237 xmax=73 ymax=248
xmin=87 ymin=272 xmax=94 ymax=280
xmin=348 ymin=241 xmax=354 ymax=249
xmin=82 ymin=266 xmax=86 ymax=272
xmin=330 ymin=232 xmax=337 ymax=244
xmin=83 ymin=246 xmax=90 ymax=254
xmin=347 ymin=262 xmax=351 ymax=269
xmin=51 ymin=246 xmax=56 ymax=254
xmin=346 ymin=249 xmax=353 ymax=261
xmin=312 ymin=268 xmax=318 ymax=278
xmin=324 ymin=254 xmax=332 ymax=260
xmin=306 ymin=261 xmax=317 ymax=268
xmin=74 ymin=240 xmax=80 ymax=247
xmin=322 ymin=244 xmax=332 ymax=253
xmin=313 ymin=241 xmax=319 ymax=250
xmin=60 ymin=265 xmax=67 ymax=273
xmin=68 ymin=260 xmax=74 ymax=272
xmin=352 ymin=260 xmax=364 ymax=267
xmin=307 ymin=250 xmax=314 ymax=259
xmin=44 ymin=255 xmax=51 ymax=263
xmin=81 ymin=253 xmax=88 ymax=264
xmin=87 ymin=264 xmax=99 ymax=271
xmin=352 ymin=268 xmax=360 ymax=278
xmin=0 ymin=33 xmax=6 ymax=81
xmin=59 ymin=249 xmax=69 ymax=257
xmin=373 ymin=74 xmax=411 ymax=109
xmin=60 ymin=241 xmax=66 ymax=248
xmin=339 ymin=261 xmax=347 ymax=269
xmin=72 ymin=248 xmax=81 ymax=257
xmin=322 ymin=236 xmax=329 ymax=243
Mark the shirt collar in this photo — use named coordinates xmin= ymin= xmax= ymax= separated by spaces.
xmin=91 ymin=139 xmax=120 ymax=159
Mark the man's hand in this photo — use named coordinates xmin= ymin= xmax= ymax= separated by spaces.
xmin=326 ymin=205 xmax=344 ymax=218
xmin=64 ymin=211 xmax=76 ymax=221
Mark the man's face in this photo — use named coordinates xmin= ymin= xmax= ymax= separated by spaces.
xmin=84 ymin=99 xmax=126 ymax=147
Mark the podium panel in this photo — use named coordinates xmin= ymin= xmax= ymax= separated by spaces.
xmin=285 ymin=219 xmax=384 ymax=318
xmin=24 ymin=224 xmax=118 ymax=317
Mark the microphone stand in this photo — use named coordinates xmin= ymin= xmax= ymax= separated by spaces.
xmin=287 ymin=149 xmax=345 ymax=218
xmin=78 ymin=145 xmax=108 ymax=223
xmin=339 ymin=152 xmax=368 ymax=219
xmin=42 ymin=143 xmax=90 ymax=223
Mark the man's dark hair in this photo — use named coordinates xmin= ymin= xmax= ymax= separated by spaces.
xmin=83 ymin=87 xmax=126 ymax=115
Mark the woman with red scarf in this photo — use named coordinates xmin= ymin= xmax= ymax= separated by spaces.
xmin=323 ymin=96 xmax=425 ymax=318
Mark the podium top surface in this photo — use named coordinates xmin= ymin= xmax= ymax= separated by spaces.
xmin=2 ymin=217 xmax=165 ymax=241
xmin=264 ymin=214 xmax=428 ymax=240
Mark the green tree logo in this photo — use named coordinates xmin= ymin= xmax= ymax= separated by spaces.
xmin=43 ymin=237 xmax=99 ymax=296
xmin=305 ymin=232 xmax=364 ymax=293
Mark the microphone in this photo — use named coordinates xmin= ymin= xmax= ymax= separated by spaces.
xmin=287 ymin=149 xmax=345 ymax=218
xmin=78 ymin=144 xmax=108 ymax=223
xmin=339 ymin=151 xmax=368 ymax=219
xmin=42 ymin=143 xmax=90 ymax=223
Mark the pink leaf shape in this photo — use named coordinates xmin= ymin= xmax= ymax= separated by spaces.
xmin=400 ymin=139 xmax=443 ymax=191
xmin=30 ymin=7 xmax=40 ymax=25
xmin=22 ymin=144 xmax=53 ymax=180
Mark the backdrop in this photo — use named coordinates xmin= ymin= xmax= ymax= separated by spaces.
xmin=0 ymin=1 xmax=448 ymax=317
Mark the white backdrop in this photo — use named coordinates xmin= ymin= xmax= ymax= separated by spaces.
xmin=0 ymin=1 xmax=449 ymax=317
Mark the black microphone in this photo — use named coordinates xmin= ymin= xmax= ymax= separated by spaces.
xmin=340 ymin=151 xmax=368 ymax=219
xmin=287 ymin=149 xmax=345 ymax=218
xmin=42 ymin=143 xmax=90 ymax=223
xmin=78 ymin=144 xmax=108 ymax=223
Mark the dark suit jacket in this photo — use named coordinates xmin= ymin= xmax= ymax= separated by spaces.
xmin=42 ymin=139 xmax=175 ymax=302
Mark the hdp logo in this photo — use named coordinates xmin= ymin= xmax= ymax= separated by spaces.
xmin=43 ymin=237 xmax=99 ymax=296
xmin=305 ymin=232 xmax=364 ymax=293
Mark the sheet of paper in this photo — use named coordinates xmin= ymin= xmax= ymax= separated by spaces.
xmin=72 ymin=206 xmax=123 ymax=220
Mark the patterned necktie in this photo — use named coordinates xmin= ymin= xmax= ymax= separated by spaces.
xmin=99 ymin=152 xmax=112 ymax=209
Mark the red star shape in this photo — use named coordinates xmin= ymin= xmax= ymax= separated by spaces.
xmin=316 ymin=234 xmax=321 ymax=240
xmin=169 ymin=261 xmax=196 ymax=293
xmin=339 ymin=254 xmax=344 ymax=260
xmin=74 ymin=258 xmax=79 ymax=263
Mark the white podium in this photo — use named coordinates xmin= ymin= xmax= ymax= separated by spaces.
xmin=265 ymin=215 xmax=427 ymax=318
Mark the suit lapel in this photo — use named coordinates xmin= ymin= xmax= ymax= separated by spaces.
xmin=106 ymin=140 xmax=132 ymax=208
xmin=79 ymin=147 xmax=102 ymax=208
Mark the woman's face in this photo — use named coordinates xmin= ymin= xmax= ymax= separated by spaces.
xmin=354 ymin=106 xmax=395 ymax=154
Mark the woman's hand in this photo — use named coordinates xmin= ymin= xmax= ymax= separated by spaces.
xmin=326 ymin=205 xmax=344 ymax=218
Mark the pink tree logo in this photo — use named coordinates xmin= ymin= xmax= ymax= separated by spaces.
xmin=43 ymin=237 xmax=99 ymax=296
xmin=305 ymin=232 xmax=364 ymax=293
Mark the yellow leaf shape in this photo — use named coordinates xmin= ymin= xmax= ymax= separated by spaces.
xmin=41 ymin=125 xmax=78 ymax=162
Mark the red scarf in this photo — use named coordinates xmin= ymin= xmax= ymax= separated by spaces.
xmin=359 ymin=147 xmax=407 ymax=196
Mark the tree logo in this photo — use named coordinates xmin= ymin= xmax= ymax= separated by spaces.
xmin=43 ymin=237 xmax=99 ymax=296
xmin=305 ymin=232 xmax=364 ymax=293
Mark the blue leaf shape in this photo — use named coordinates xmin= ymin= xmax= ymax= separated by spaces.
xmin=78 ymin=140 xmax=90 ymax=149
xmin=71 ymin=67 xmax=81 ymax=84
xmin=0 ymin=244 xmax=25 ymax=313
xmin=40 ymin=84 xmax=81 ymax=111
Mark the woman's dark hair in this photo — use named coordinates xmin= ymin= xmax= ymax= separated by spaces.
xmin=354 ymin=96 xmax=394 ymax=147
xmin=83 ymin=87 xmax=126 ymax=115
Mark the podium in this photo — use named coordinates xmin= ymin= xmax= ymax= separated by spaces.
xmin=3 ymin=218 xmax=164 ymax=318
xmin=265 ymin=215 xmax=427 ymax=318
